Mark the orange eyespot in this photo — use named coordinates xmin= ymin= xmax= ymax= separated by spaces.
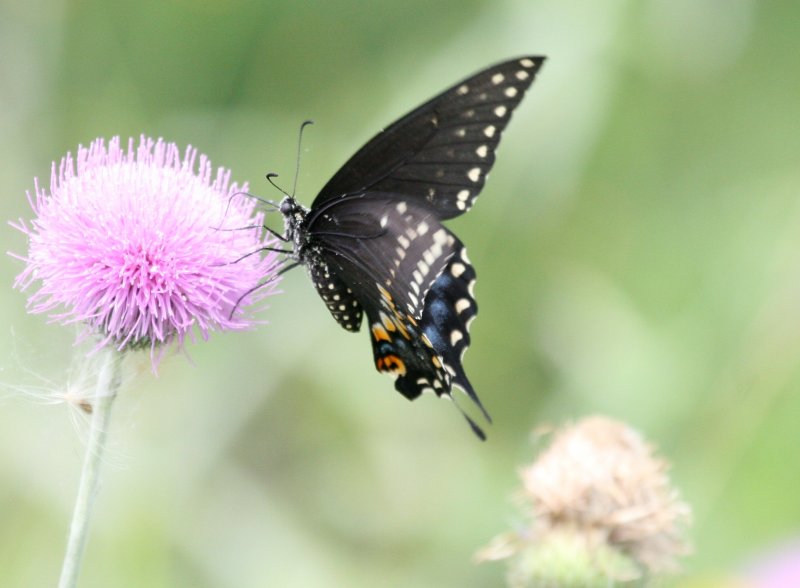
xmin=376 ymin=354 xmax=407 ymax=376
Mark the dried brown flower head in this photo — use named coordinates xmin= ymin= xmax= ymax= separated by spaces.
xmin=478 ymin=416 xmax=692 ymax=586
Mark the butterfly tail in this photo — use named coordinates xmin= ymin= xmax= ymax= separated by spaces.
xmin=421 ymin=242 xmax=491 ymax=425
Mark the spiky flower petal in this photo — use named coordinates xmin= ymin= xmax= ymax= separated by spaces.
xmin=12 ymin=136 xmax=281 ymax=361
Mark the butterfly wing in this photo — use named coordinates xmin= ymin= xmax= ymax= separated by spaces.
xmin=311 ymin=56 xmax=545 ymax=219
xmin=295 ymin=57 xmax=546 ymax=437
xmin=307 ymin=195 xmax=455 ymax=321
xmin=306 ymin=196 xmax=488 ymax=434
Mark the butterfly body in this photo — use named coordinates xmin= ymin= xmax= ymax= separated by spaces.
xmin=278 ymin=57 xmax=545 ymax=437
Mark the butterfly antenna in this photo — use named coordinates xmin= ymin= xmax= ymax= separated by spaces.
xmin=265 ymin=172 xmax=291 ymax=198
xmin=291 ymin=119 xmax=314 ymax=198
xmin=230 ymin=189 xmax=282 ymax=211
xmin=214 ymin=190 xmax=283 ymax=233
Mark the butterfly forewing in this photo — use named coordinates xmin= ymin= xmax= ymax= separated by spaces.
xmin=312 ymin=57 xmax=545 ymax=219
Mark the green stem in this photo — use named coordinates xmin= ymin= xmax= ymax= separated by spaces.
xmin=57 ymin=349 xmax=124 ymax=588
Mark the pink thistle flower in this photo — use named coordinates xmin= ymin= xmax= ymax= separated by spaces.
xmin=11 ymin=136 xmax=281 ymax=363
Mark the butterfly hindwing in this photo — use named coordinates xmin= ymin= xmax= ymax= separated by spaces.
xmin=365 ymin=239 xmax=489 ymax=438
xmin=418 ymin=241 xmax=484 ymax=415
xmin=307 ymin=195 xmax=457 ymax=321
xmin=312 ymin=57 xmax=545 ymax=219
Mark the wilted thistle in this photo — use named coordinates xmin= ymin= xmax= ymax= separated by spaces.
xmin=10 ymin=136 xmax=281 ymax=588
xmin=477 ymin=416 xmax=692 ymax=587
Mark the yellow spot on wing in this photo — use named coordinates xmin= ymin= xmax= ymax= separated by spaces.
xmin=380 ymin=312 xmax=396 ymax=332
xmin=371 ymin=324 xmax=391 ymax=343
xmin=378 ymin=285 xmax=393 ymax=303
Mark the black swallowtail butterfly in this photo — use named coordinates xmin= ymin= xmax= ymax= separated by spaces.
xmin=277 ymin=57 xmax=545 ymax=438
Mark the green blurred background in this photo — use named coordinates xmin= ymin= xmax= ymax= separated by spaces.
xmin=1 ymin=0 xmax=799 ymax=586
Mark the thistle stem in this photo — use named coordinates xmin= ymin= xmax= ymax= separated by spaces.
xmin=58 ymin=349 xmax=124 ymax=588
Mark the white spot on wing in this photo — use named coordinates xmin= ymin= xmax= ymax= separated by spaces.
xmin=505 ymin=87 xmax=518 ymax=98
xmin=484 ymin=125 xmax=496 ymax=138
xmin=516 ymin=70 xmax=530 ymax=80
xmin=455 ymin=298 xmax=471 ymax=314
xmin=456 ymin=84 xmax=469 ymax=95
xmin=417 ymin=221 xmax=429 ymax=235
xmin=467 ymin=167 xmax=481 ymax=182
xmin=494 ymin=106 xmax=507 ymax=118
xmin=520 ymin=58 xmax=535 ymax=68
xmin=450 ymin=330 xmax=464 ymax=346
xmin=491 ymin=73 xmax=505 ymax=85
xmin=396 ymin=202 xmax=407 ymax=213
xmin=465 ymin=313 xmax=477 ymax=331
xmin=451 ymin=262 xmax=466 ymax=277
xmin=475 ymin=145 xmax=488 ymax=158
xmin=457 ymin=189 xmax=470 ymax=201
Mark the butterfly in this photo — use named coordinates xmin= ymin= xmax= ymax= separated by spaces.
xmin=276 ymin=56 xmax=545 ymax=438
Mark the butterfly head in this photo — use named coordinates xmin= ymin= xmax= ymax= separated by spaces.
xmin=279 ymin=195 xmax=304 ymax=219
xmin=279 ymin=196 xmax=309 ymax=250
